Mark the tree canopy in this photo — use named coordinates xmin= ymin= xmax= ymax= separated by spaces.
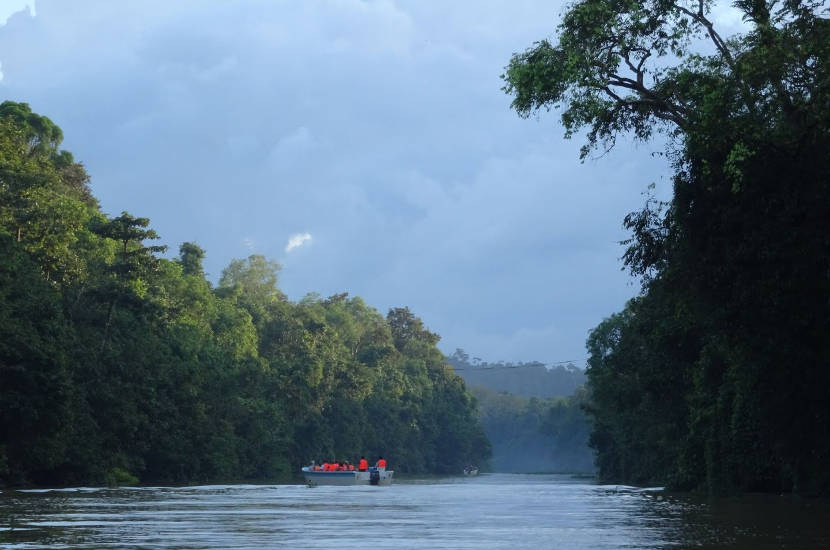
xmin=505 ymin=0 xmax=830 ymax=494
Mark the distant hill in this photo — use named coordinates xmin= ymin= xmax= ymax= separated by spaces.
xmin=447 ymin=349 xmax=586 ymax=398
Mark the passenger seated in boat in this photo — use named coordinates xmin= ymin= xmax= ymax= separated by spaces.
xmin=358 ymin=457 xmax=369 ymax=471
xmin=376 ymin=456 xmax=387 ymax=470
xmin=348 ymin=462 xmax=355 ymax=471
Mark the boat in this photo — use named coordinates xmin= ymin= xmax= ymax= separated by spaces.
xmin=463 ymin=465 xmax=479 ymax=476
xmin=301 ymin=466 xmax=394 ymax=486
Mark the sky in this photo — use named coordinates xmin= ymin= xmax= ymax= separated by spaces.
xmin=0 ymin=0 xmax=688 ymax=364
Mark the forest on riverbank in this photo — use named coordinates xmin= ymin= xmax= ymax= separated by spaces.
xmin=0 ymin=101 xmax=490 ymax=487
xmin=504 ymin=0 xmax=829 ymax=494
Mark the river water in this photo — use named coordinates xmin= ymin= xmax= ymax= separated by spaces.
xmin=2 ymin=474 xmax=829 ymax=549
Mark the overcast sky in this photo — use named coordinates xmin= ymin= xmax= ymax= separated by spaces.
xmin=0 ymin=0 xmax=682 ymax=364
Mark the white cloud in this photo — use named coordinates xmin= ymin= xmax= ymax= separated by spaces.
xmin=242 ymin=237 xmax=255 ymax=251
xmin=711 ymin=4 xmax=750 ymax=33
xmin=0 ymin=0 xmax=35 ymax=80
xmin=0 ymin=0 xmax=35 ymax=26
xmin=285 ymin=232 xmax=312 ymax=253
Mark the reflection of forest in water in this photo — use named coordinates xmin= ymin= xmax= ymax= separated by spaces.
xmin=641 ymin=491 xmax=830 ymax=549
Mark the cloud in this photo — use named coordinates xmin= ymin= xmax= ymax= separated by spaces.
xmin=285 ymin=232 xmax=312 ymax=253
xmin=0 ymin=0 xmax=35 ymax=80
xmin=268 ymin=126 xmax=316 ymax=171
xmin=0 ymin=0 xmax=672 ymax=363
xmin=0 ymin=1 xmax=35 ymax=26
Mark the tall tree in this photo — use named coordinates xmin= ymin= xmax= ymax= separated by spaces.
xmin=505 ymin=0 xmax=830 ymax=493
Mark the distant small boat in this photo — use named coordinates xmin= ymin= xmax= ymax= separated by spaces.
xmin=463 ymin=466 xmax=479 ymax=476
xmin=302 ymin=467 xmax=394 ymax=486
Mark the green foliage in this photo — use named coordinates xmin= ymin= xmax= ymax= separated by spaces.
xmin=0 ymin=106 xmax=97 ymax=286
xmin=105 ymin=467 xmax=139 ymax=487
xmin=178 ymin=242 xmax=206 ymax=277
xmin=0 ymin=101 xmax=64 ymax=156
xmin=0 ymin=232 xmax=76 ymax=485
xmin=506 ymin=1 xmax=830 ymax=493
xmin=0 ymin=106 xmax=490 ymax=486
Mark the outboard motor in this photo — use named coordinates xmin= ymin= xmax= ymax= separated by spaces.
xmin=370 ymin=469 xmax=380 ymax=485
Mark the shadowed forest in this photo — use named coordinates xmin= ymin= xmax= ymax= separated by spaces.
xmin=503 ymin=0 xmax=830 ymax=493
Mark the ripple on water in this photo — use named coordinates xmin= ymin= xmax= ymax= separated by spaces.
xmin=1 ymin=474 xmax=830 ymax=549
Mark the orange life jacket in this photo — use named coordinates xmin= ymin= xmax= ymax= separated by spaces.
xmin=377 ymin=458 xmax=387 ymax=468
xmin=358 ymin=459 xmax=369 ymax=471
xmin=348 ymin=464 xmax=354 ymax=471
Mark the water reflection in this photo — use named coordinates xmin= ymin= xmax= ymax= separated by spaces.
xmin=1 ymin=474 xmax=829 ymax=549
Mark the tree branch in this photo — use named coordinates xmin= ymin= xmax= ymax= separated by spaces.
xmin=672 ymin=2 xmax=735 ymax=69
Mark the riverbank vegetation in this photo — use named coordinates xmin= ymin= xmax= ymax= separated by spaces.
xmin=0 ymin=101 xmax=490 ymax=487
xmin=504 ymin=0 xmax=829 ymax=493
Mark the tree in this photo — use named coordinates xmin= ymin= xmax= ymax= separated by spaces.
xmin=0 ymin=233 xmax=76 ymax=485
xmin=387 ymin=307 xmax=439 ymax=352
xmin=505 ymin=0 xmax=830 ymax=493
xmin=0 ymin=101 xmax=64 ymax=157
xmin=503 ymin=0 xmax=828 ymax=159
xmin=178 ymin=242 xmax=206 ymax=277
xmin=0 ymin=113 xmax=94 ymax=285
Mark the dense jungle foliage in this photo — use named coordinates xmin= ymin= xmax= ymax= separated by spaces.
xmin=504 ymin=0 xmax=830 ymax=493
xmin=0 ymin=101 xmax=490 ymax=487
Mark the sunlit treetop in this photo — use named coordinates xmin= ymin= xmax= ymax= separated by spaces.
xmin=502 ymin=0 xmax=829 ymax=158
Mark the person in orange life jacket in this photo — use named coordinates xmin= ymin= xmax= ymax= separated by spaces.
xmin=348 ymin=462 xmax=354 ymax=471
xmin=322 ymin=461 xmax=330 ymax=471
xmin=358 ymin=457 xmax=369 ymax=471
xmin=376 ymin=456 xmax=387 ymax=469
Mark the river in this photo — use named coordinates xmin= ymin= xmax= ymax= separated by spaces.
xmin=2 ymin=474 xmax=829 ymax=549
